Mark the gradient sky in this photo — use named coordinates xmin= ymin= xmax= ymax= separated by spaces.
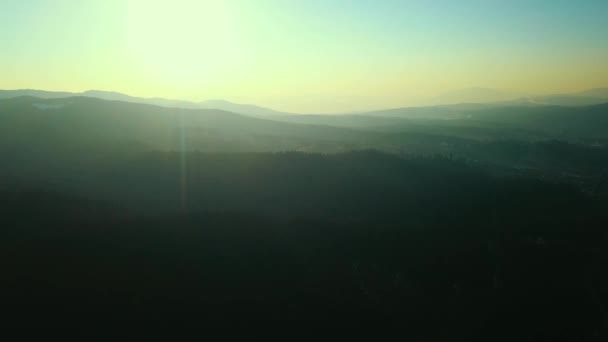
xmin=1 ymin=0 xmax=607 ymax=112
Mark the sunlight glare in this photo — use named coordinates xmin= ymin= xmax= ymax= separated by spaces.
xmin=126 ymin=0 xmax=242 ymax=86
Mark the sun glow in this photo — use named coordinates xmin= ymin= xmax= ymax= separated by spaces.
xmin=125 ymin=0 xmax=244 ymax=86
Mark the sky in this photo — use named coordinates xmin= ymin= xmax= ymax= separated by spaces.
xmin=1 ymin=0 xmax=607 ymax=113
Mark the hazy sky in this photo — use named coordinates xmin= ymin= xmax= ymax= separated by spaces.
xmin=1 ymin=0 xmax=607 ymax=112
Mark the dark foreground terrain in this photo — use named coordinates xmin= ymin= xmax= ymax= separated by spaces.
xmin=1 ymin=151 xmax=607 ymax=339
xmin=0 ymin=96 xmax=607 ymax=339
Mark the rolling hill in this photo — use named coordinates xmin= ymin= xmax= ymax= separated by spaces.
xmin=0 ymin=96 xmax=372 ymax=155
xmin=0 ymin=89 xmax=290 ymax=118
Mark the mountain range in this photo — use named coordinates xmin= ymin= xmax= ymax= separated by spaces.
xmin=2 ymin=87 xmax=608 ymax=119
xmin=1 ymin=91 xmax=607 ymax=157
xmin=1 ymin=92 xmax=607 ymax=213
xmin=0 ymin=89 xmax=287 ymax=118
xmin=427 ymin=87 xmax=608 ymax=107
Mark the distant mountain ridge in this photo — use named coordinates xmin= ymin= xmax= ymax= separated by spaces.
xmin=575 ymin=88 xmax=608 ymax=98
xmin=428 ymin=87 xmax=526 ymax=105
xmin=0 ymin=95 xmax=371 ymax=155
xmin=428 ymin=87 xmax=608 ymax=107
xmin=1 ymin=87 xmax=607 ymax=118
xmin=0 ymin=89 xmax=290 ymax=118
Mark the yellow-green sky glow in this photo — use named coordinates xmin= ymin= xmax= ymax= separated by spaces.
xmin=1 ymin=0 xmax=607 ymax=113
